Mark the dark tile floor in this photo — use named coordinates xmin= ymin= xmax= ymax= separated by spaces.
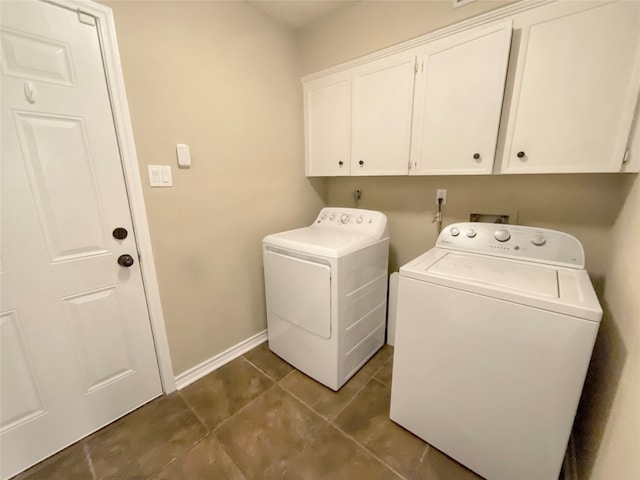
xmin=14 ymin=343 xmax=482 ymax=480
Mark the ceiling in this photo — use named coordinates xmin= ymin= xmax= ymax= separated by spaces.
xmin=247 ymin=1 xmax=360 ymax=29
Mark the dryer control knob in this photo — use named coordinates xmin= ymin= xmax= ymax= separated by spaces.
xmin=329 ymin=213 xmax=336 ymax=221
xmin=531 ymin=234 xmax=546 ymax=246
xmin=494 ymin=228 xmax=511 ymax=242
xmin=466 ymin=228 xmax=477 ymax=238
xmin=321 ymin=214 xmax=327 ymax=220
xmin=450 ymin=227 xmax=460 ymax=237
xmin=340 ymin=214 xmax=350 ymax=224
xmin=356 ymin=216 xmax=363 ymax=224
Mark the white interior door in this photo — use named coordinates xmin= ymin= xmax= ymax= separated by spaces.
xmin=0 ymin=1 xmax=162 ymax=478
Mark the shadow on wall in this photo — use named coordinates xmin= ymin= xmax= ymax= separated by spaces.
xmin=573 ymin=279 xmax=628 ymax=479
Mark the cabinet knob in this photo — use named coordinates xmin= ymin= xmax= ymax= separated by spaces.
xmin=359 ymin=160 xmax=364 ymax=166
xmin=338 ymin=161 xmax=343 ymax=166
xmin=517 ymin=151 xmax=526 ymax=159
xmin=473 ymin=153 xmax=480 ymax=160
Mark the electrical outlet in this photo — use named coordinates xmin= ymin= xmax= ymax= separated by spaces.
xmin=436 ymin=189 xmax=447 ymax=205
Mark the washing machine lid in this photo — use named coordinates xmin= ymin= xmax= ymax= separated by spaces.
xmin=263 ymin=227 xmax=377 ymax=258
xmin=427 ymin=252 xmax=559 ymax=298
xmin=400 ymin=249 xmax=602 ymax=322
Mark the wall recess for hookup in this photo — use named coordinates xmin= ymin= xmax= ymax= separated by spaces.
xmin=436 ymin=189 xmax=447 ymax=205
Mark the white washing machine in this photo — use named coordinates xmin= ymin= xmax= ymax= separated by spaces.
xmin=263 ymin=208 xmax=389 ymax=391
xmin=390 ymin=222 xmax=602 ymax=480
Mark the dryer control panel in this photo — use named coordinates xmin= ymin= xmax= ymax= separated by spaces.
xmin=437 ymin=222 xmax=585 ymax=269
xmin=313 ymin=208 xmax=389 ymax=240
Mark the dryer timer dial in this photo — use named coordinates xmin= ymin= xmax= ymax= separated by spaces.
xmin=340 ymin=214 xmax=350 ymax=224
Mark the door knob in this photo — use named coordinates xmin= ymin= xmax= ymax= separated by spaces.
xmin=112 ymin=227 xmax=128 ymax=240
xmin=117 ymin=254 xmax=135 ymax=267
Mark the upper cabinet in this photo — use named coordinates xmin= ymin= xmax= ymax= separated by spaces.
xmin=302 ymin=0 xmax=640 ymax=177
xmin=304 ymin=51 xmax=416 ymax=176
xmin=351 ymin=51 xmax=416 ymax=176
xmin=303 ymin=71 xmax=352 ymax=176
xmin=500 ymin=1 xmax=640 ymax=174
xmin=410 ymin=21 xmax=512 ymax=175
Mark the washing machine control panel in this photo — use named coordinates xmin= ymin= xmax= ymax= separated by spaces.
xmin=437 ymin=222 xmax=585 ymax=268
xmin=313 ymin=208 xmax=388 ymax=240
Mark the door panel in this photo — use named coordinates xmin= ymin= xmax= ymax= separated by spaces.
xmin=15 ymin=112 xmax=109 ymax=260
xmin=0 ymin=311 xmax=45 ymax=431
xmin=411 ymin=22 xmax=512 ymax=175
xmin=502 ymin=1 xmax=640 ymax=173
xmin=304 ymin=73 xmax=352 ymax=176
xmin=352 ymin=51 xmax=416 ymax=175
xmin=0 ymin=2 xmax=161 ymax=478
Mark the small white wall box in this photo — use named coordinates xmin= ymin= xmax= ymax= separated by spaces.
xmin=176 ymin=144 xmax=191 ymax=167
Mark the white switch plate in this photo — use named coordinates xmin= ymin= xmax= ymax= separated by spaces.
xmin=148 ymin=165 xmax=172 ymax=187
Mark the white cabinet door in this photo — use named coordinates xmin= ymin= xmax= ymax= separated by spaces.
xmin=410 ymin=21 xmax=512 ymax=175
xmin=304 ymin=72 xmax=352 ymax=176
xmin=351 ymin=51 xmax=417 ymax=176
xmin=501 ymin=1 xmax=640 ymax=173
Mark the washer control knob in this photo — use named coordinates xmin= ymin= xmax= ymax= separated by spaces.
xmin=321 ymin=213 xmax=327 ymax=220
xmin=466 ymin=228 xmax=477 ymax=238
xmin=340 ymin=214 xmax=350 ymax=224
xmin=494 ymin=228 xmax=511 ymax=242
xmin=531 ymin=234 xmax=546 ymax=246
xmin=329 ymin=213 xmax=336 ymax=221
xmin=450 ymin=227 xmax=460 ymax=237
xmin=356 ymin=216 xmax=363 ymax=224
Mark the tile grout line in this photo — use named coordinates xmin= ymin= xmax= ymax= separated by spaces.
xmin=410 ymin=444 xmax=431 ymax=480
xmin=326 ymin=371 xmax=409 ymax=480
xmin=278 ymin=375 xmax=406 ymax=479
xmin=177 ymin=390 xmax=211 ymax=433
xmin=274 ymin=387 xmax=343 ymax=480
xmin=83 ymin=442 xmax=97 ymax=480
xmin=241 ymin=355 xmax=289 ymax=383
xmin=330 ymin=421 xmax=408 ymax=480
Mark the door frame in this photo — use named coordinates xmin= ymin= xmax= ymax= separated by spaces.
xmin=43 ymin=0 xmax=176 ymax=393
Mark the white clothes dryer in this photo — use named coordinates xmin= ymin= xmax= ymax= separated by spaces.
xmin=263 ymin=208 xmax=389 ymax=391
xmin=390 ymin=223 xmax=602 ymax=480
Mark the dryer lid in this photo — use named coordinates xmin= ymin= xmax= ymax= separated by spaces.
xmin=263 ymin=227 xmax=379 ymax=258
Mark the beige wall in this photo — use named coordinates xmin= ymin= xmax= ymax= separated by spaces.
xmin=574 ymin=182 xmax=640 ymax=477
xmin=105 ymin=1 xmax=324 ymax=375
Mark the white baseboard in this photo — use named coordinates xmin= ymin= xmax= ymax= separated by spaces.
xmin=174 ymin=330 xmax=268 ymax=390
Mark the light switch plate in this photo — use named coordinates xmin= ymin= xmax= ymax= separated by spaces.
xmin=148 ymin=165 xmax=172 ymax=187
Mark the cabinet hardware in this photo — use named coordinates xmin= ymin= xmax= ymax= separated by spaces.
xmin=359 ymin=160 xmax=364 ymax=165
xmin=517 ymin=151 xmax=526 ymax=159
